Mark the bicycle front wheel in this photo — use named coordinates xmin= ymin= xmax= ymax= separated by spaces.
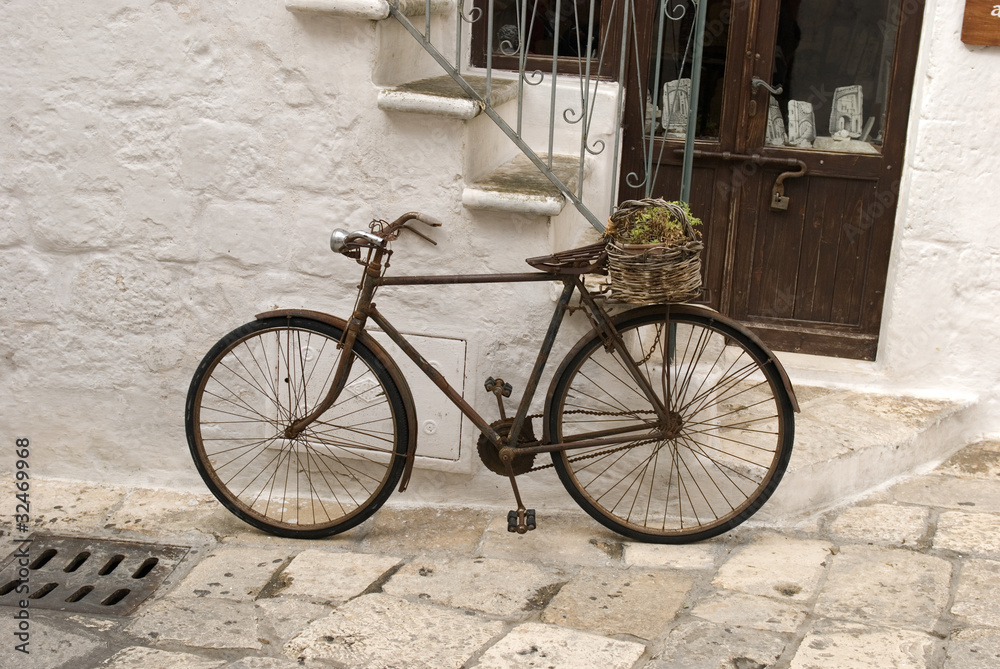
xmin=185 ymin=316 xmax=409 ymax=538
xmin=546 ymin=305 xmax=794 ymax=543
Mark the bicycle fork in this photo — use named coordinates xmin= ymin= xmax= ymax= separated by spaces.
xmin=283 ymin=252 xmax=385 ymax=439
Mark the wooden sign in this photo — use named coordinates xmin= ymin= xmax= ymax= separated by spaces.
xmin=963 ymin=0 xmax=1000 ymax=46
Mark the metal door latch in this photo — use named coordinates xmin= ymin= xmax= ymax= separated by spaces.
xmin=770 ymin=161 xmax=807 ymax=212
xmin=771 ymin=183 xmax=790 ymax=211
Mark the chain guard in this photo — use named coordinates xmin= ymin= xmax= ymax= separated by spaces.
xmin=477 ymin=417 xmax=537 ymax=476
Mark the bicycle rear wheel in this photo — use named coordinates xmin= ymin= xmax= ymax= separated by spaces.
xmin=546 ymin=305 xmax=794 ymax=543
xmin=185 ymin=316 xmax=408 ymax=538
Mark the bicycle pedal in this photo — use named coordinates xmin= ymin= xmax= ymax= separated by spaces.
xmin=507 ymin=509 xmax=537 ymax=533
xmin=486 ymin=377 xmax=514 ymax=398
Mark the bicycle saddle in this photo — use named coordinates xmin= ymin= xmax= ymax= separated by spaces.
xmin=525 ymin=241 xmax=609 ymax=275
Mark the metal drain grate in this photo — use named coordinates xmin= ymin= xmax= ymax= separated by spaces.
xmin=0 ymin=534 xmax=190 ymax=616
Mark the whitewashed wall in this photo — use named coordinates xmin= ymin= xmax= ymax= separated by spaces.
xmin=2 ymin=0 xmax=999 ymax=496
xmin=872 ymin=0 xmax=1000 ymax=428
xmin=0 ymin=0 xmax=578 ymax=489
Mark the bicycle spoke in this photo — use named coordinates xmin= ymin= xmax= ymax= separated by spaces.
xmin=550 ymin=309 xmax=793 ymax=542
xmin=189 ymin=319 xmax=405 ymax=536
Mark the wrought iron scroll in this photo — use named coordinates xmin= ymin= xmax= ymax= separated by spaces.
xmin=389 ymin=0 xmax=707 ymax=233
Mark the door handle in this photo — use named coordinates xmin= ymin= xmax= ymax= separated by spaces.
xmin=751 ymin=77 xmax=783 ymax=96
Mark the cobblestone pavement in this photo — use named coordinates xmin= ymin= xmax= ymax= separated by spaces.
xmin=1 ymin=440 xmax=998 ymax=668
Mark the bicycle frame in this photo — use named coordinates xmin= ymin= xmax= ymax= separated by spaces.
xmin=254 ymin=232 xmax=801 ymax=532
xmin=193 ymin=214 xmax=802 ymax=540
xmin=370 ymin=276 xmax=678 ymax=451
xmin=273 ymin=240 xmax=681 ymax=507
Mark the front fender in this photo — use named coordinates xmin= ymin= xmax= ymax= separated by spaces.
xmin=255 ymin=308 xmax=419 ymax=492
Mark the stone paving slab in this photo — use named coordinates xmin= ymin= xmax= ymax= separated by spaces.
xmin=472 ymin=622 xmax=646 ymax=669
xmin=104 ymin=488 xmax=246 ymax=538
xmin=252 ymin=598 xmax=335 ymax=642
xmin=478 ymin=513 xmax=623 ymax=567
xmin=17 ymin=619 xmax=102 ymax=669
xmin=383 ymin=556 xmax=564 ymax=616
xmin=540 ymin=568 xmax=694 ymax=640
xmin=622 ymin=541 xmax=720 ymax=570
xmin=712 ymin=533 xmax=832 ymax=603
xmin=788 ymin=621 xmax=935 ymax=669
xmin=814 ymin=545 xmax=952 ymax=632
xmin=893 ymin=475 xmax=1000 ymax=513
xmin=361 ymin=506 xmax=493 ymax=556
xmin=283 ymin=592 xmax=504 ymax=668
xmin=647 ymin=619 xmax=787 ymax=669
xmin=223 ymin=658 xmax=306 ymax=669
xmin=951 ymin=559 xmax=1000 ymax=627
xmin=277 ymin=549 xmax=401 ymax=602
xmin=943 ymin=628 xmax=1000 ymax=669
xmin=935 ymin=440 xmax=1000 ymax=479
xmin=101 ymin=647 xmax=228 ymax=669
xmin=0 ymin=479 xmax=130 ymax=532
xmin=828 ymin=503 xmax=931 ymax=546
xmin=691 ymin=590 xmax=808 ymax=634
xmin=933 ymin=511 xmax=1000 ymax=557
xmin=169 ymin=546 xmax=292 ymax=601
xmin=128 ymin=598 xmax=263 ymax=649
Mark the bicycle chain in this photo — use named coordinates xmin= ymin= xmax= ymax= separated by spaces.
xmin=514 ymin=408 xmax=661 ymax=473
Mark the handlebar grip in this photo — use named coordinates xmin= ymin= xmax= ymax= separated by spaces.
xmin=413 ymin=212 xmax=443 ymax=227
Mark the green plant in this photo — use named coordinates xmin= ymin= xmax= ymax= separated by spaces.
xmin=605 ymin=200 xmax=702 ymax=246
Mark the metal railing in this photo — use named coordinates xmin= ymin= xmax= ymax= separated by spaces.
xmin=388 ymin=0 xmax=707 ymax=233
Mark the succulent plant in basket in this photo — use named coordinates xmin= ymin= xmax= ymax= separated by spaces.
xmin=603 ymin=198 xmax=705 ymax=304
xmin=604 ymin=199 xmax=702 ymax=248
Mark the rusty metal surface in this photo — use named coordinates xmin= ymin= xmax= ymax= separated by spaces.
xmin=525 ymin=242 xmax=609 ymax=275
xmin=379 ymin=272 xmax=557 ymax=286
xmin=0 ymin=534 xmax=190 ymax=616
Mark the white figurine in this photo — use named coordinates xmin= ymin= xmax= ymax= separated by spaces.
xmin=787 ymin=100 xmax=816 ymax=147
xmin=830 ymin=86 xmax=864 ymax=138
xmin=662 ymin=79 xmax=691 ymax=136
xmin=766 ymin=97 xmax=787 ymax=146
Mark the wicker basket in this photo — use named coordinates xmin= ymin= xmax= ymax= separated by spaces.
xmin=606 ymin=199 xmax=704 ymax=305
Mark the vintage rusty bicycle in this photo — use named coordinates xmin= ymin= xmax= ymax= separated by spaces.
xmin=185 ymin=212 xmax=798 ymax=543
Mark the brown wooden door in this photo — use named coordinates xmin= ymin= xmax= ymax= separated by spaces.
xmin=619 ymin=0 xmax=925 ymax=360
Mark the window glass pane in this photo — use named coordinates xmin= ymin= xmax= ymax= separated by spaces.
xmin=647 ymin=0 xmax=729 ymax=141
xmin=769 ymin=0 xmax=902 ymax=154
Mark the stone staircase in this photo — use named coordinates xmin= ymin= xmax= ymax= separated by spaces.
xmin=285 ymin=0 xmax=618 ymax=247
xmin=758 ymin=386 xmax=978 ymax=520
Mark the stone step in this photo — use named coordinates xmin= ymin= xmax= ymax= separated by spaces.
xmin=377 ymin=75 xmax=519 ymax=120
xmin=757 ymin=387 xmax=977 ymax=521
xmin=286 ymin=0 xmax=451 ymax=21
xmin=392 ymin=385 xmax=977 ymax=525
xmin=462 ymin=153 xmax=583 ymax=216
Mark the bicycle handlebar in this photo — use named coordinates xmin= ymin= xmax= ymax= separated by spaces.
xmin=330 ymin=229 xmax=381 ymax=254
xmin=330 ymin=212 xmax=443 ymax=256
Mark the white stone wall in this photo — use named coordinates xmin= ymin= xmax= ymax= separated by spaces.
xmin=876 ymin=0 xmax=1000 ymax=427
xmin=2 ymin=0 xmax=999 ymax=495
xmin=0 ymin=0 xmax=586 ymax=488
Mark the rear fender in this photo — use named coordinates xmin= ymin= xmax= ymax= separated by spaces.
xmin=543 ymin=303 xmax=799 ymax=443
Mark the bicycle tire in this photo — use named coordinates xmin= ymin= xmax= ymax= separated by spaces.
xmin=185 ymin=316 xmax=409 ymax=538
xmin=546 ymin=305 xmax=794 ymax=543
